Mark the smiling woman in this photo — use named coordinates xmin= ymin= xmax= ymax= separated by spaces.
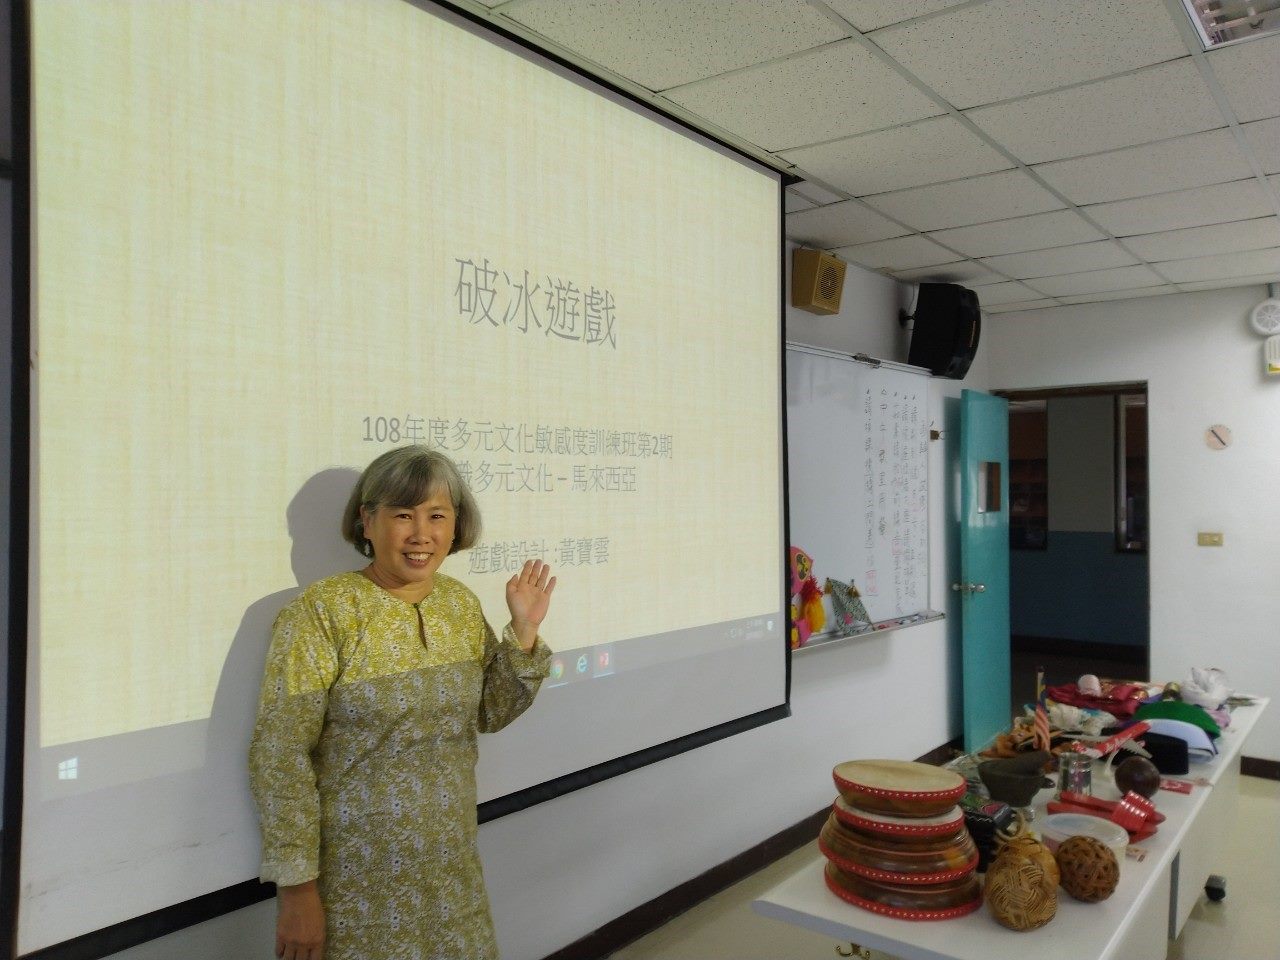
xmin=250 ymin=445 xmax=556 ymax=960
xmin=344 ymin=446 xmax=481 ymax=601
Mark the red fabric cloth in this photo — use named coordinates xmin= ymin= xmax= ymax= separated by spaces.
xmin=1044 ymin=683 xmax=1145 ymax=719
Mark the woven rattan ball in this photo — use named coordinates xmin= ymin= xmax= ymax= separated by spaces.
xmin=995 ymin=829 xmax=1060 ymax=888
xmin=985 ymin=852 xmax=1057 ymax=931
xmin=1056 ymin=836 xmax=1119 ymax=902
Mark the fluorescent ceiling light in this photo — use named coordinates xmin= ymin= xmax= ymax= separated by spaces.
xmin=1182 ymin=0 xmax=1280 ymax=48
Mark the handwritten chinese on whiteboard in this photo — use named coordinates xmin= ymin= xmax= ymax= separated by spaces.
xmin=861 ymin=386 xmax=927 ymax=614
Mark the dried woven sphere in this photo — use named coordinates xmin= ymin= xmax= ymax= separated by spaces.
xmin=995 ymin=833 xmax=1060 ymax=888
xmin=985 ymin=852 xmax=1057 ymax=930
xmin=1056 ymin=836 xmax=1119 ymax=902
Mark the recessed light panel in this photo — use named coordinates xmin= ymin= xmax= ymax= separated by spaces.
xmin=1182 ymin=0 xmax=1280 ymax=48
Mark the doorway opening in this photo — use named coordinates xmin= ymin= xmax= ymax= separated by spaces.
xmin=996 ymin=383 xmax=1150 ymax=712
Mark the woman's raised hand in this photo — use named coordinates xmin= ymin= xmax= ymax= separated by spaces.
xmin=506 ymin=559 xmax=556 ymax=652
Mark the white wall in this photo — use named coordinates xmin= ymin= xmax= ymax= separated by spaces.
xmin=987 ymin=287 xmax=1280 ymax=762
xmin=1047 ymin=396 xmax=1115 ymax=533
xmin=89 ymin=258 xmax=988 ymax=959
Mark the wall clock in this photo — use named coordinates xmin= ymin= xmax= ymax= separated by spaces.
xmin=1204 ymin=425 xmax=1232 ymax=450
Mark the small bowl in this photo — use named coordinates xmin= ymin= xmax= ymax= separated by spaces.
xmin=978 ymin=753 xmax=1052 ymax=807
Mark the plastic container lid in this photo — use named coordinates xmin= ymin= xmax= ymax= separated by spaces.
xmin=1038 ymin=813 xmax=1127 ymax=863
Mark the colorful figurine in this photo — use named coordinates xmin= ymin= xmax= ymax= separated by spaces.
xmin=789 ymin=547 xmax=825 ymax=647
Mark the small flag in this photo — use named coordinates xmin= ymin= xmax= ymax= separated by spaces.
xmin=1034 ymin=701 xmax=1051 ymax=751
xmin=1034 ymin=666 xmax=1051 ymax=751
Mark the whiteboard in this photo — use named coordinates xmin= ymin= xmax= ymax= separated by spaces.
xmin=786 ymin=345 xmax=930 ymax=631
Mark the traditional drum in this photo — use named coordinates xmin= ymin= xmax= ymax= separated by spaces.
xmin=824 ymin=759 xmax=980 ymax=921
xmin=823 ymin=860 xmax=983 ymax=921
xmin=832 ymin=760 xmax=967 ymax=818
xmin=832 ymin=795 xmax=966 ymax=843
xmin=819 ymin=813 xmax=978 ymax=885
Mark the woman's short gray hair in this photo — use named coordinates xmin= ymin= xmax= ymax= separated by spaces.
xmin=341 ymin=446 xmax=481 ymax=558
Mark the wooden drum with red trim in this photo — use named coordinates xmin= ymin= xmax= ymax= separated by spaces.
xmin=819 ymin=812 xmax=978 ymax=885
xmin=832 ymin=796 xmax=966 ymax=844
xmin=833 ymin=759 xmax=967 ymax=818
xmin=823 ymin=759 xmax=981 ymax=920
xmin=823 ymin=861 xmax=983 ymax=920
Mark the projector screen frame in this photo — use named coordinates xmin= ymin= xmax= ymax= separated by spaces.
xmin=2 ymin=0 xmax=796 ymax=956
xmin=3 ymin=4 xmax=34 ymax=958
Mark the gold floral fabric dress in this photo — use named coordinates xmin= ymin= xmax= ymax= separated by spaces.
xmin=249 ymin=571 xmax=549 ymax=960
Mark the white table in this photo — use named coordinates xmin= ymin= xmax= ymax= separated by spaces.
xmin=753 ymin=699 xmax=1268 ymax=960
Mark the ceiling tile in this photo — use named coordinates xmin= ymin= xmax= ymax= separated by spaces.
xmin=926 ymin=210 xmax=1105 ymax=257
xmin=790 ymin=181 xmax=847 ymax=206
xmin=980 ymin=240 xmax=1139 ymax=279
xmin=984 ymin=299 xmax=1061 ymax=313
xmin=891 ymin=261 xmax=1005 ymax=285
xmin=832 ymin=234 xmax=957 ymax=270
xmin=1123 ymin=217 xmax=1280 ymax=261
xmin=1083 ymin=179 xmax=1274 ymax=235
xmin=973 ymin=281 xmax=1045 ymax=305
xmin=666 ymin=41 xmax=941 ymax=151
xmin=504 ymin=0 xmax=847 ymax=90
xmin=1241 ymin=118 xmax=1280 ymax=175
xmin=964 ymin=58 xmax=1221 ymax=164
xmin=782 ymin=116 xmax=1012 ymax=196
xmin=1206 ymin=34 xmax=1280 ymax=123
xmin=1178 ymin=274 xmax=1280 ymax=291
xmin=868 ymin=0 xmax=1187 ymax=109
xmin=1058 ymin=286 xmax=1179 ymax=304
xmin=862 ymin=170 xmax=1064 ymax=231
xmin=785 ymin=199 xmax=910 ymax=247
xmin=1032 ymin=129 xmax=1252 ymax=205
xmin=1028 ymin=265 xmax=1167 ymax=297
xmin=823 ymin=0 xmax=972 ymax=32
xmin=785 ymin=190 xmax=817 ymax=213
xmin=1154 ymin=247 xmax=1280 ymax=283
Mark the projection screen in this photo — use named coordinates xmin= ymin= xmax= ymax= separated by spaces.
xmin=16 ymin=0 xmax=787 ymax=954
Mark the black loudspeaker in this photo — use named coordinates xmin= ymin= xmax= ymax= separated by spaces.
xmin=906 ymin=283 xmax=981 ymax=379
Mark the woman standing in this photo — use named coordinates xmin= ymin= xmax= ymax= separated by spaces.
xmin=250 ymin=446 xmax=555 ymax=960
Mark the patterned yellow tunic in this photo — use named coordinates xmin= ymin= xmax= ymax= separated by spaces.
xmin=249 ymin=571 xmax=549 ymax=960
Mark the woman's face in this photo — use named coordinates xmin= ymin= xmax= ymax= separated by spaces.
xmin=361 ymin=487 xmax=457 ymax=595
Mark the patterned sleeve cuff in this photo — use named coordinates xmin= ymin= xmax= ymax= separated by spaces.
xmin=260 ymin=860 xmax=319 ymax=888
xmin=501 ymin=623 xmax=551 ymax=677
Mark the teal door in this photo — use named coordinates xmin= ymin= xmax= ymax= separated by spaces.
xmin=959 ymin=389 xmax=1011 ymax=752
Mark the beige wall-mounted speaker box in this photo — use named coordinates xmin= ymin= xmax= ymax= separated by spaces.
xmin=791 ymin=248 xmax=846 ymax=315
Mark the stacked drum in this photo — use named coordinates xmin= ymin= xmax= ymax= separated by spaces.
xmin=822 ymin=759 xmax=982 ymax=920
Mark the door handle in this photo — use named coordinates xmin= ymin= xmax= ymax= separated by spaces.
xmin=950 ymin=582 xmax=987 ymax=594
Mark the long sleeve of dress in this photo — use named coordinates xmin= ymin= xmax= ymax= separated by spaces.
xmin=248 ymin=594 xmax=340 ymax=887
xmin=477 ymin=622 xmax=550 ymax=733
